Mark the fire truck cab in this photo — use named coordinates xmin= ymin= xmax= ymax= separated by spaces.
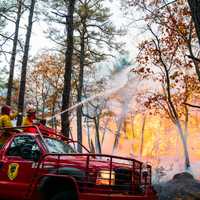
xmin=0 ymin=125 xmax=157 ymax=200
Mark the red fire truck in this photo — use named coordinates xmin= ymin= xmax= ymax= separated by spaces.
xmin=0 ymin=125 xmax=157 ymax=200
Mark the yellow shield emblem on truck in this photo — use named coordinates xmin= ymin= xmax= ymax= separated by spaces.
xmin=8 ymin=163 xmax=19 ymax=180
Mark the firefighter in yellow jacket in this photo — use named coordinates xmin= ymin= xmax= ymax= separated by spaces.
xmin=0 ymin=105 xmax=18 ymax=146
xmin=22 ymin=108 xmax=37 ymax=132
xmin=0 ymin=105 xmax=17 ymax=127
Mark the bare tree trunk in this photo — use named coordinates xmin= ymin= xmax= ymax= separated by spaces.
xmin=187 ymin=37 xmax=200 ymax=82
xmin=35 ymin=82 xmax=39 ymax=113
xmin=112 ymin=120 xmax=123 ymax=153
xmin=41 ymin=80 xmax=46 ymax=119
xmin=51 ymin=97 xmax=56 ymax=129
xmin=76 ymin=18 xmax=86 ymax=153
xmin=130 ymin=112 xmax=135 ymax=138
xmin=184 ymin=105 xmax=189 ymax=142
xmin=175 ymin=119 xmax=190 ymax=169
xmin=101 ymin=118 xmax=109 ymax=145
xmin=17 ymin=0 xmax=36 ymax=125
xmin=85 ymin=117 xmax=91 ymax=151
xmin=166 ymin=84 xmax=191 ymax=169
xmin=123 ymin=120 xmax=127 ymax=137
xmin=162 ymin=35 xmax=191 ymax=169
xmin=6 ymin=0 xmax=22 ymax=105
xmin=83 ymin=109 xmax=101 ymax=153
xmin=188 ymin=0 xmax=200 ymax=46
xmin=94 ymin=117 xmax=101 ymax=154
xmin=61 ymin=0 xmax=76 ymax=137
xmin=139 ymin=115 xmax=146 ymax=160
xmin=166 ymin=75 xmax=190 ymax=169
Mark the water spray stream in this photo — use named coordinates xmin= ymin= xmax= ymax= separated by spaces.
xmin=46 ymin=66 xmax=133 ymax=122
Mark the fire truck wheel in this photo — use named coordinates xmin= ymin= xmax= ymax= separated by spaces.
xmin=50 ymin=191 xmax=75 ymax=200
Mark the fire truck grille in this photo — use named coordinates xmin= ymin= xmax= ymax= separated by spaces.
xmin=114 ymin=168 xmax=132 ymax=192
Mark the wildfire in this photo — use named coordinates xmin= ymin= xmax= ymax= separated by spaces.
xmin=74 ymin=110 xmax=200 ymax=180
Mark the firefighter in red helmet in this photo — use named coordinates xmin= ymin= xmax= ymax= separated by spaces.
xmin=22 ymin=108 xmax=37 ymax=132
xmin=0 ymin=105 xmax=18 ymax=128
xmin=0 ymin=105 xmax=18 ymax=147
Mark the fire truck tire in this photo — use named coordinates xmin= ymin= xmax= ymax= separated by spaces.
xmin=50 ymin=191 xmax=76 ymax=200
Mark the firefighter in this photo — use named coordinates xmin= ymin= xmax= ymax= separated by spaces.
xmin=0 ymin=105 xmax=18 ymax=147
xmin=22 ymin=108 xmax=37 ymax=132
xmin=0 ymin=105 xmax=18 ymax=128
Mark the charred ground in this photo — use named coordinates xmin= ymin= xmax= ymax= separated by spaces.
xmin=155 ymin=172 xmax=200 ymax=200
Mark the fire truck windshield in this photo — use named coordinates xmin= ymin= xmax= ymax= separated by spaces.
xmin=44 ymin=137 xmax=77 ymax=154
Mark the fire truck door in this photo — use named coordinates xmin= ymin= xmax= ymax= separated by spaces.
xmin=0 ymin=135 xmax=41 ymax=199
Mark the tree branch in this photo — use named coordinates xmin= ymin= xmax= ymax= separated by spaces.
xmin=187 ymin=54 xmax=200 ymax=62
xmin=183 ymin=102 xmax=200 ymax=109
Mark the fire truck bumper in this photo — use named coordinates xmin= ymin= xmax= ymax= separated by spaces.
xmin=80 ymin=193 xmax=157 ymax=200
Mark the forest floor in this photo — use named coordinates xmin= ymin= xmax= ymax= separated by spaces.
xmin=154 ymin=172 xmax=200 ymax=200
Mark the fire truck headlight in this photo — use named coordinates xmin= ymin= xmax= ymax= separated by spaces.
xmin=96 ymin=170 xmax=115 ymax=185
